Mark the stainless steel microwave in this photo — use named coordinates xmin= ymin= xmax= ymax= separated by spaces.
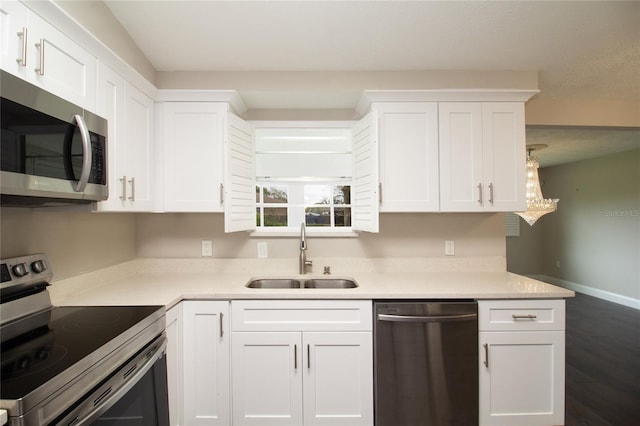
xmin=1 ymin=70 xmax=108 ymax=206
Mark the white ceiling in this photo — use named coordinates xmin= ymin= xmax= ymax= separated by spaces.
xmin=103 ymin=0 xmax=640 ymax=166
xmin=526 ymin=126 xmax=640 ymax=167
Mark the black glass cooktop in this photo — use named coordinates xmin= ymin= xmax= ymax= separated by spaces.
xmin=0 ymin=305 xmax=162 ymax=399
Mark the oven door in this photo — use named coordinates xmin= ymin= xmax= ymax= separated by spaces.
xmin=53 ymin=335 xmax=169 ymax=426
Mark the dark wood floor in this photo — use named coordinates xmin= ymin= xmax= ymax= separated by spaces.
xmin=565 ymin=292 xmax=640 ymax=425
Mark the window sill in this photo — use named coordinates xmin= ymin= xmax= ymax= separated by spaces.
xmin=249 ymin=228 xmax=359 ymax=238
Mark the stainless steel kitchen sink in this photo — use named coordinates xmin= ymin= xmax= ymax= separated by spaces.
xmin=245 ymin=279 xmax=302 ymax=288
xmin=245 ymin=278 xmax=358 ymax=289
xmin=303 ymin=278 xmax=358 ymax=288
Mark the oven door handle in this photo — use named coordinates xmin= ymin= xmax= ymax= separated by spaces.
xmin=69 ymin=335 xmax=167 ymax=426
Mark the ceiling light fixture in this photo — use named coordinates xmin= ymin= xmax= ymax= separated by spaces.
xmin=515 ymin=144 xmax=559 ymax=226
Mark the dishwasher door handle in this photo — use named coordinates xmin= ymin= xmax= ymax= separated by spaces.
xmin=377 ymin=313 xmax=477 ymax=323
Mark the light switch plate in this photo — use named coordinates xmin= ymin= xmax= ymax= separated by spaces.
xmin=445 ymin=240 xmax=455 ymax=256
xmin=201 ymin=240 xmax=213 ymax=257
xmin=257 ymin=242 xmax=268 ymax=258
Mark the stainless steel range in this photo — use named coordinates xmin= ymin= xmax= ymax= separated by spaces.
xmin=0 ymin=254 xmax=169 ymax=425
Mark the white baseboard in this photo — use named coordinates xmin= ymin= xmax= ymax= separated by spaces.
xmin=530 ymin=275 xmax=640 ymax=310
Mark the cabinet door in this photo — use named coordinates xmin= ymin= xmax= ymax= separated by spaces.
xmin=224 ymin=112 xmax=256 ymax=232
xmin=165 ymin=303 xmax=183 ymax=426
xmin=26 ymin=10 xmax=96 ymax=110
xmin=479 ymin=331 xmax=565 ymax=426
xmin=439 ymin=102 xmax=484 ymax=211
xmin=183 ymin=301 xmax=230 ymax=426
xmin=232 ymin=332 xmax=303 ymax=425
xmin=303 ymin=332 xmax=373 ymax=426
xmin=94 ymin=62 xmax=127 ymax=211
xmin=0 ymin=0 xmax=28 ymax=79
xmin=376 ymin=102 xmax=439 ymax=212
xmin=482 ymin=103 xmax=526 ymax=212
xmin=351 ymin=110 xmax=379 ymax=232
xmin=162 ymin=102 xmax=225 ymax=212
xmin=122 ymin=82 xmax=154 ymax=211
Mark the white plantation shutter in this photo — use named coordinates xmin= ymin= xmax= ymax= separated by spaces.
xmin=224 ymin=113 xmax=256 ymax=232
xmin=351 ymin=111 xmax=379 ymax=233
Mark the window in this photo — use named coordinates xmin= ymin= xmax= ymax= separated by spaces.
xmin=256 ymin=184 xmax=288 ymax=227
xmin=304 ymin=184 xmax=351 ymax=227
xmin=254 ymin=124 xmax=354 ymax=232
xmin=256 ymin=183 xmax=351 ymax=229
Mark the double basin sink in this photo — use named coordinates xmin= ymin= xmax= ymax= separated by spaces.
xmin=246 ymin=278 xmax=358 ymax=289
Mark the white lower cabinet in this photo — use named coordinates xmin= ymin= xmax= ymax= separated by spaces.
xmin=232 ymin=331 xmax=303 ymax=425
xmin=182 ymin=301 xmax=230 ymax=426
xmin=231 ymin=300 xmax=373 ymax=426
xmin=478 ymin=299 xmax=566 ymax=426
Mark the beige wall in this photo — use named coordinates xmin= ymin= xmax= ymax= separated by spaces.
xmin=507 ymin=149 xmax=640 ymax=301
xmin=506 ymin=220 xmax=544 ymax=275
xmin=135 ymin=213 xmax=506 ymax=260
xmin=53 ymin=0 xmax=156 ymax=83
xmin=0 ymin=208 xmax=136 ymax=280
xmin=525 ymin=96 xmax=640 ymax=127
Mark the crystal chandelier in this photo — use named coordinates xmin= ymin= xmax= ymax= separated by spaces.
xmin=515 ymin=144 xmax=559 ymax=226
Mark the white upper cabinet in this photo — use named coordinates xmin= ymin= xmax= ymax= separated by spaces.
xmin=439 ymin=102 xmax=526 ymax=212
xmin=159 ymin=102 xmax=226 ymax=212
xmin=481 ymin=103 xmax=527 ymax=211
xmin=0 ymin=1 xmax=96 ymax=110
xmin=375 ymin=102 xmax=439 ymax=212
xmin=351 ymin=111 xmax=379 ymax=233
xmin=0 ymin=0 xmax=28 ymax=78
xmin=154 ymin=97 xmax=255 ymax=230
xmin=94 ymin=63 xmax=154 ymax=212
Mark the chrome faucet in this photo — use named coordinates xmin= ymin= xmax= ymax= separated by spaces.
xmin=299 ymin=222 xmax=312 ymax=274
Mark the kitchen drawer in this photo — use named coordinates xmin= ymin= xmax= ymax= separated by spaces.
xmin=231 ymin=300 xmax=372 ymax=332
xmin=478 ymin=299 xmax=565 ymax=331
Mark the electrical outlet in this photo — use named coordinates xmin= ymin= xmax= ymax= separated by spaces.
xmin=201 ymin=240 xmax=213 ymax=257
xmin=257 ymin=242 xmax=268 ymax=259
xmin=445 ymin=240 xmax=455 ymax=256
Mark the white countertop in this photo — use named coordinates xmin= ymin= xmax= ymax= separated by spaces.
xmin=49 ymin=257 xmax=574 ymax=308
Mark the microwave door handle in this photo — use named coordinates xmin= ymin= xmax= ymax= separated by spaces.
xmin=72 ymin=114 xmax=92 ymax=192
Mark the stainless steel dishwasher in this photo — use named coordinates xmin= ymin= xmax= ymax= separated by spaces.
xmin=374 ymin=301 xmax=478 ymax=426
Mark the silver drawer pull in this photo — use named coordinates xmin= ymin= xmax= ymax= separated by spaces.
xmin=483 ymin=343 xmax=489 ymax=368
xmin=17 ymin=27 xmax=27 ymax=66
xmin=512 ymin=314 xmax=537 ymax=320
xmin=35 ymin=39 xmax=45 ymax=75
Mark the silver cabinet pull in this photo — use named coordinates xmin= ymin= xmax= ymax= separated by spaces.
xmin=16 ymin=27 xmax=27 ymax=66
xmin=477 ymin=183 xmax=483 ymax=204
xmin=128 ymin=177 xmax=135 ymax=201
xmin=120 ymin=176 xmax=127 ymax=200
xmin=307 ymin=344 xmax=311 ymax=369
xmin=219 ymin=312 xmax=224 ymax=338
xmin=483 ymin=343 xmax=489 ymax=368
xmin=294 ymin=344 xmax=297 ymax=369
xmin=378 ymin=182 xmax=382 ymax=204
xmin=220 ymin=183 xmax=224 ymax=204
xmin=72 ymin=114 xmax=92 ymax=192
xmin=35 ymin=39 xmax=44 ymax=75
xmin=512 ymin=314 xmax=537 ymax=320
xmin=489 ymin=182 xmax=494 ymax=204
